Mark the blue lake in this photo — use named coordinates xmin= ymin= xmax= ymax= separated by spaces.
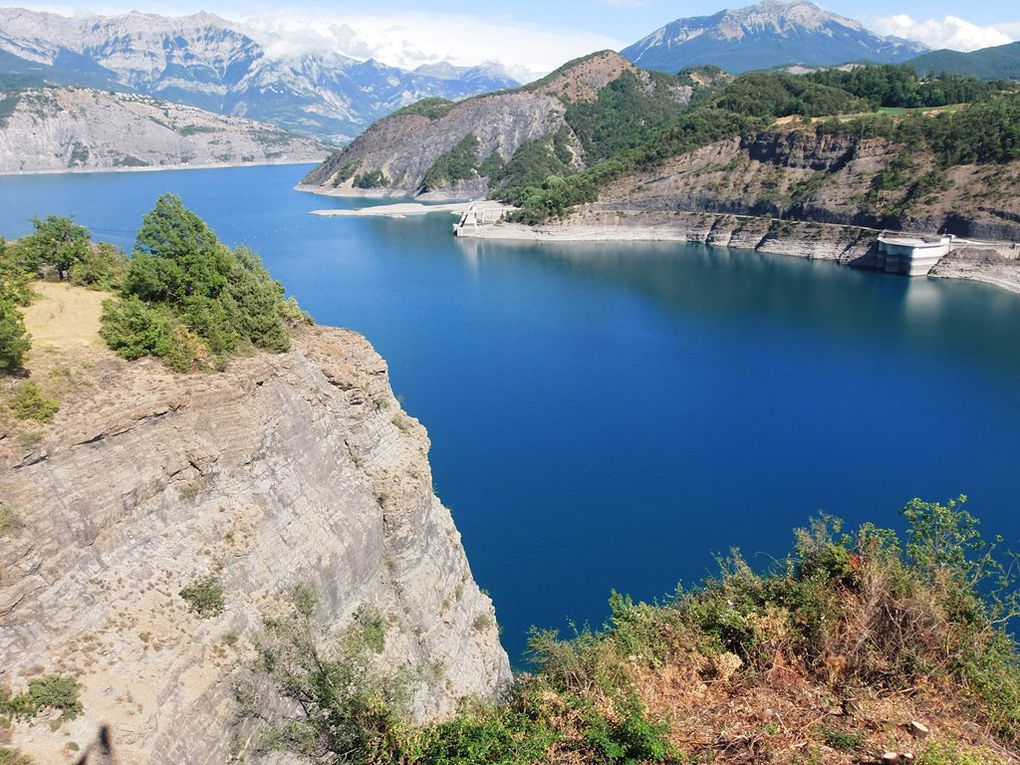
xmin=3 ymin=163 xmax=1020 ymax=663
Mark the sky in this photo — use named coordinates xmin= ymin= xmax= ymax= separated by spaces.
xmin=14 ymin=0 xmax=1020 ymax=81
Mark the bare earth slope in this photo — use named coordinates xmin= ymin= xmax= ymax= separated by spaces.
xmin=0 ymin=87 xmax=331 ymax=174
xmin=0 ymin=297 xmax=510 ymax=764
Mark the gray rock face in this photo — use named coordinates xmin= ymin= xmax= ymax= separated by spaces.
xmin=0 ymin=86 xmax=331 ymax=174
xmin=0 ymin=327 xmax=511 ymax=764
xmin=303 ymin=91 xmax=569 ymax=197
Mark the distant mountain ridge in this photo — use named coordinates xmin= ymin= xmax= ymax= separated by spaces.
xmin=621 ymin=0 xmax=926 ymax=74
xmin=0 ymin=7 xmax=519 ymax=140
xmin=908 ymin=42 xmax=1020 ymax=81
xmin=0 ymin=85 xmax=331 ymax=174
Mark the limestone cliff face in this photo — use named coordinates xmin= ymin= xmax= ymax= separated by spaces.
xmin=595 ymin=129 xmax=1020 ymax=241
xmin=0 ymin=86 xmax=331 ymax=174
xmin=0 ymin=326 xmax=510 ymax=764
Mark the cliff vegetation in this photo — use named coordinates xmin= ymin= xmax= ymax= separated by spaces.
xmin=246 ymin=497 xmax=1020 ymax=764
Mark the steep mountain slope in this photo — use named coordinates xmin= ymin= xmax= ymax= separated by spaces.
xmin=621 ymin=0 xmax=926 ymax=74
xmin=300 ymin=51 xmax=699 ymax=197
xmin=0 ymin=313 xmax=511 ymax=764
xmin=909 ymin=41 xmax=1020 ymax=80
xmin=0 ymin=86 xmax=331 ymax=173
xmin=0 ymin=8 xmax=519 ymax=140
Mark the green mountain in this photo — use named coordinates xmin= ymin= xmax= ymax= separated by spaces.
xmin=908 ymin=42 xmax=1020 ymax=81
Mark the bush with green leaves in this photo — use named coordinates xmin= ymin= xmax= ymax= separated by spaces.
xmin=0 ymin=674 xmax=82 ymax=723
xmin=8 ymin=381 xmax=59 ymax=423
xmin=244 ymin=499 xmax=1020 ymax=763
xmin=0 ymin=747 xmax=33 ymax=765
xmin=102 ymin=194 xmax=298 ymax=371
xmin=0 ymin=287 xmax=30 ymax=373
xmin=179 ymin=574 xmax=226 ymax=618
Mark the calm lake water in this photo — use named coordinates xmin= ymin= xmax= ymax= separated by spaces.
xmin=3 ymin=164 xmax=1020 ymax=663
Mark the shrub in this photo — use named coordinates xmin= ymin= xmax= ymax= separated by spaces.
xmin=68 ymin=242 xmax=129 ymax=291
xmin=0 ymin=289 xmax=30 ymax=372
xmin=8 ymin=382 xmax=59 ymax=422
xmin=0 ymin=747 xmax=33 ymax=765
xmin=100 ymin=297 xmax=172 ymax=360
xmin=179 ymin=574 xmax=226 ymax=618
xmin=243 ymin=597 xmax=410 ymax=764
xmin=0 ymin=675 xmax=82 ymax=723
xmin=0 ymin=504 xmax=22 ymax=536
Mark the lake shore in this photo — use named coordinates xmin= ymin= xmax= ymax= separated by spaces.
xmin=0 ymin=157 xmax=324 ymax=178
xmin=454 ymin=206 xmax=1020 ymax=297
xmin=294 ymin=183 xmax=468 ymax=202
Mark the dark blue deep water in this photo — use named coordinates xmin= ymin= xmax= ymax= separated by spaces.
xmin=3 ymin=164 xmax=1020 ymax=663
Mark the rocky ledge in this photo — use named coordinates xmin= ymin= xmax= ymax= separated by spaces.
xmin=0 ymin=325 xmax=510 ymax=764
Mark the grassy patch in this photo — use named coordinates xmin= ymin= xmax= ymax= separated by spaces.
xmin=0 ymin=505 xmax=22 ymax=536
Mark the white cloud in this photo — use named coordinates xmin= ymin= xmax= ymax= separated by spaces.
xmin=235 ymin=11 xmax=623 ymax=82
xmin=868 ymin=14 xmax=1014 ymax=52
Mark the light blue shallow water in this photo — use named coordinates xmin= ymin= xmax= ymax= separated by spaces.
xmin=3 ymin=164 xmax=1020 ymax=663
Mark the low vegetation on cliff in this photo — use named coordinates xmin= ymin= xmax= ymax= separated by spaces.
xmin=248 ymin=497 xmax=1020 ymax=764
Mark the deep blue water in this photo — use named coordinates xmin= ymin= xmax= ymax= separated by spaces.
xmin=3 ymin=164 xmax=1020 ymax=663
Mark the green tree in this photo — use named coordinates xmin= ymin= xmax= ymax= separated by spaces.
xmin=14 ymin=215 xmax=91 ymax=280
xmin=104 ymin=194 xmax=296 ymax=371
xmin=0 ymin=287 xmax=30 ymax=372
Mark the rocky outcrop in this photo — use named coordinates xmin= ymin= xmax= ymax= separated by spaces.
xmin=0 ymin=326 xmax=510 ymax=764
xmin=0 ymin=86 xmax=332 ymax=174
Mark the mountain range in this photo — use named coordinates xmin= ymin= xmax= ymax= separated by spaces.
xmin=621 ymin=0 xmax=927 ymax=74
xmin=909 ymin=41 xmax=1020 ymax=80
xmin=0 ymin=7 xmax=519 ymax=140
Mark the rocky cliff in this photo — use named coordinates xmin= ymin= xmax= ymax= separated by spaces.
xmin=0 ymin=86 xmax=331 ymax=174
xmin=300 ymin=52 xmax=695 ymax=198
xmin=0 ymin=322 xmax=510 ymax=764
xmin=593 ymin=128 xmax=1020 ymax=242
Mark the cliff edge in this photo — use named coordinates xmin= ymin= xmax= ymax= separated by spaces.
xmin=0 ymin=311 xmax=510 ymax=763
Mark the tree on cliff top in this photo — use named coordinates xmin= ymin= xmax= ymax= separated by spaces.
xmin=102 ymin=194 xmax=303 ymax=372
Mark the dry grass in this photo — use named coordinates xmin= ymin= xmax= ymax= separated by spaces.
xmin=21 ymin=281 xmax=106 ymax=356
